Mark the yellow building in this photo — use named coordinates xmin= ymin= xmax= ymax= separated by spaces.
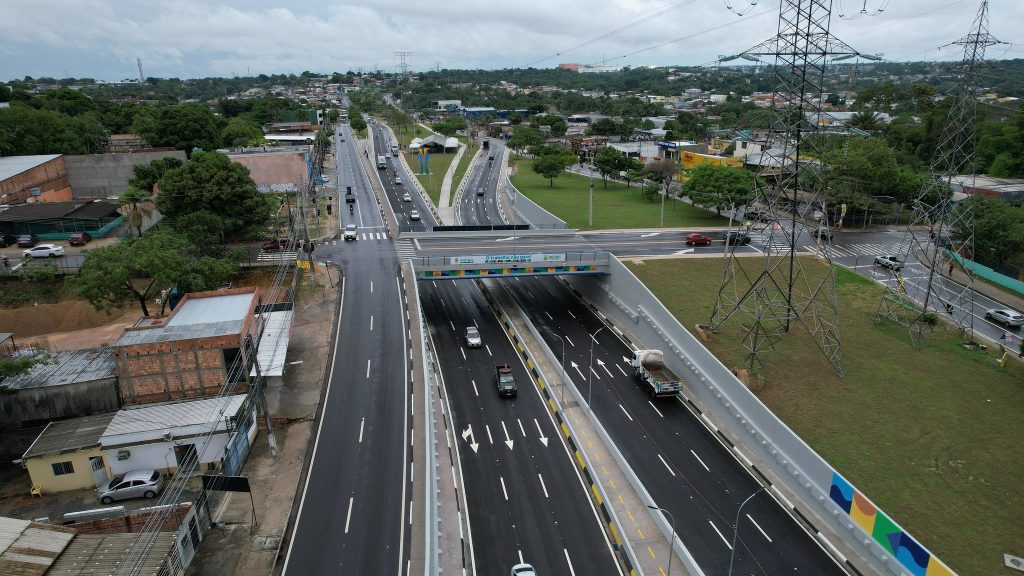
xmin=679 ymin=151 xmax=743 ymax=170
xmin=22 ymin=413 xmax=115 ymax=495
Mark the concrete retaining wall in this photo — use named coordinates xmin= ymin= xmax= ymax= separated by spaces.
xmin=562 ymin=256 xmax=957 ymax=576
xmin=64 ymin=151 xmax=187 ymax=200
xmin=503 ymin=178 xmax=568 ymax=229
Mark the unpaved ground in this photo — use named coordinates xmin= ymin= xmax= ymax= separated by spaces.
xmin=0 ymin=300 xmax=136 ymax=341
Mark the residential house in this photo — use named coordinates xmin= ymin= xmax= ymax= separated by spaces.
xmin=21 ymin=413 xmax=116 ymax=494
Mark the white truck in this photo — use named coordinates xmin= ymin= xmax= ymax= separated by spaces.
xmin=390 ymin=143 xmax=399 ymax=157
xmin=377 ymin=155 xmax=386 ymax=169
xmin=629 ymin=350 xmax=683 ymax=397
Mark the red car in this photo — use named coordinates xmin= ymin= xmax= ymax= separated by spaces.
xmin=68 ymin=231 xmax=92 ymax=246
xmin=685 ymin=233 xmax=713 ymax=246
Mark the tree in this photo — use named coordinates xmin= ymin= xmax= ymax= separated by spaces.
xmin=155 ymin=151 xmax=273 ymax=240
xmin=120 ymin=186 xmax=153 ymax=238
xmin=968 ymin=195 xmax=1024 ymax=267
xmin=40 ymin=87 xmax=98 ymax=116
xmin=682 ymin=163 xmax=757 ymax=214
xmin=431 ymin=116 xmax=468 ymax=137
xmin=221 ymin=117 xmax=264 ymax=147
xmin=821 ymin=137 xmax=903 ymax=202
xmin=641 ymin=159 xmax=679 ymax=185
xmin=593 ymin=147 xmax=626 ymax=187
xmin=848 ymin=110 xmax=884 ymax=132
xmin=0 ymin=104 xmax=100 ymax=155
xmin=154 ymin=103 xmax=222 ymax=154
xmin=73 ymin=231 xmax=236 ymax=317
xmin=349 ymin=108 xmax=367 ymax=132
xmin=507 ymin=125 xmax=544 ymax=154
xmin=172 ymin=210 xmax=227 ymax=257
xmin=128 ymin=156 xmax=183 ymax=192
xmin=533 ymin=155 xmax=569 ymax=187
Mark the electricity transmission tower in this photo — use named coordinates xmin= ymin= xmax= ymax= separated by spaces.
xmin=875 ymin=0 xmax=1001 ymax=346
xmin=394 ymin=51 xmax=413 ymax=75
xmin=710 ymin=0 xmax=875 ymax=377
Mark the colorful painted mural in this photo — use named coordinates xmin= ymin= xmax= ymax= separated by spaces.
xmin=830 ymin=472 xmax=956 ymax=576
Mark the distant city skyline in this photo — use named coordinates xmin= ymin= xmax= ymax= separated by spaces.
xmin=1 ymin=0 xmax=1021 ymax=82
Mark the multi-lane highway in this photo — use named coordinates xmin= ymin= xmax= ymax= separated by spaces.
xmin=282 ymin=122 xmax=412 ymax=575
xmin=368 ymin=123 xmax=622 ymax=575
xmin=457 ymin=140 xmax=506 ymax=225
xmin=454 ymin=136 xmax=846 ymax=574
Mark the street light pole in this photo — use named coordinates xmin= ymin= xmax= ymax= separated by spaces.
xmin=588 ymin=150 xmax=595 ymax=228
xmin=647 ymin=505 xmax=675 ymax=576
xmin=587 ymin=325 xmax=606 ymax=410
xmin=729 ymin=485 xmax=766 ymax=576
xmin=660 ymin=180 xmax=666 ymax=227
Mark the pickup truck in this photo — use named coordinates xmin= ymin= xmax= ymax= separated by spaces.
xmin=495 ymin=364 xmax=517 ymax=398
xmin=345 ymin=186 xmax=355 ymax=204
xmin=629 ymin=350 xmax=682 ymax=397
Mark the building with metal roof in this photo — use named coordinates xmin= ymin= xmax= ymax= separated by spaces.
xmin=21 ymin=413 xmax=117 ymax=494
xmin=0 ymin=516 xmax=76 ymax=575
xmin=0 ymin=200 xmax=122 ymax=239
xmin=0 ymin=348 xmax=120 ymax=432
xmin=0 ymin=154 xmax=71 ymax=205
xmin=100 ymin=394 xmax=252 ymax=476
xmin=48 ymin=531 xmax=182 ymax=576
xmin=113 ymin=287 xmax=259 ymax=406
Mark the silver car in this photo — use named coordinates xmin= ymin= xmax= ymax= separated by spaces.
xmin=98 ymin=469 xmax=164 ymax=504
xmin=465 ymin=326 xmax=482 ymax=348
xmin=511 ymin=564 xmax=536 ymax=576
xmin=985 ymin=309 xmax=1024 ymax=328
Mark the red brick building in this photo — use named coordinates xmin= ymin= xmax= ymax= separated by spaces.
xmin=0 ymin=154 xmax=72 ymax=204
xmin=113 ymin=287 xmax=259 ymax=405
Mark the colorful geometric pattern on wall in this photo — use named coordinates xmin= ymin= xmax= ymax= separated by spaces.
xmin=829 ymin=472 xmax=957 ymax=576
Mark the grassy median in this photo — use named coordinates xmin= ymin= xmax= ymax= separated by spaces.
xmin=509 ymin=158 xmax=726 ymax=230
xmin=625 ymin=256 xmax=1023 ymax=576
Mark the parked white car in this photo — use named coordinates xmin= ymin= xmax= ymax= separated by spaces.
xmin=98 ymin=469 xmax=164 ymax=504
xmin=23 ymin=244 xmax=64 ymax=258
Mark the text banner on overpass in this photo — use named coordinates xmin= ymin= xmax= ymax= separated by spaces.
xmin=412 ymin=251 xmax=610 ymax=280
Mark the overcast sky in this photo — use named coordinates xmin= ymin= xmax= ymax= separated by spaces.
xmin=1 ymin=0 xmax=1022 ymax=82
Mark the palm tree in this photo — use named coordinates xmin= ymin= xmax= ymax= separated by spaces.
xmin=848 ymin=110 xmax=884 ymax=132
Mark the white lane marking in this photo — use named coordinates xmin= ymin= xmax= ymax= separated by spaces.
xmin=534 ymin=418 xmax=549 ymax=446
xmin=432 ymin=281 xmax=437 ymax=288
xmin=565 ymin=335 xmax=575 ymax=347
xmin=518 ymin=550 xmax=524 ymax=565
xmin=538 ymin=474 xmax=549 ymax=498
xmin=545 ymin=311 xmax=553 ymax=320
xmin=567 ymin=310 xmax=576 ymax=319
xmin=501 ymin=421 xmax=514 ymax=450
xmin=500 ymin=476 xmax=509 ymax=501
xmin=658 ymin=454 xmax=676 ymax=476
xmin=690 ymin=449 xmax=710 ymax=472
xmin=564 ymin=549 xmax=577 ymax=576
xmin=485 ymin=424 xmax=494 ymax=445
xmin=618 ymin=404 xmax=633 ymax=421
xmin=370 ymin=281 xmax=373 ymax=293
xmin=485 ymin=344 xmax=493 ymax=357
xmin=366 ymin=359 xmax=371 ymax=378
xmin=617 ymin=364 xmax=628 ymax=377
xmin=450 ymin=320 xmax=455 ymax=332
xmin=471 ymin=379 xmax=479 ymax=396
xmin=369 ymin=315 xmax=374 ymax=331
xmin=358 ymin=418 xmax=365 ymax=443
xmin=517 ymin=418 xmax=526 ymax=437
xmin=589 ymin=366 xmax=601 ymax=380
xmin=344 ymin=497 xmax=354 ymax=533
xmin=747 ymin=514 xmax=772 ymax=542
xmin=709 ymin=520 xmax=732 ymax=549
xmin=460 ymin=348 xmax=466 ymax=361
xmin=648 ymin=401 xmax=664 ymax=418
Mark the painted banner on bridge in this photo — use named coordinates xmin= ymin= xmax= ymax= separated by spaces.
xmin=449 ymin=253 xmax=565 ymax=266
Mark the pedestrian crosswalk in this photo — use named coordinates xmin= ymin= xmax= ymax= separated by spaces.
xmin=396 ymin=239 xmax=417 ymax=259
xmin=804 ymin=243 xmax=905 ymax=259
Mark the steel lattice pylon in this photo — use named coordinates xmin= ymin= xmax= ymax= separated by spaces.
xmin=875 ymin=0 xmax=999 ymax=346
xmin=710 ymin=0 xmax=864 ymax=377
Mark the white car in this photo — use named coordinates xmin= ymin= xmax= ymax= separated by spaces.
xmin=395 ymin=176 xmax=402 ymax=185
xmin=985 ymin=309 xmax=1024 ymax=328
xmin=343 ymin=224 xmax=358 ymax=241
xmin=23 ymin=244 xmax=64 ymax=258
xmin=511 ymin=564 xmax=536 ymax=576
xmin=410 ymin=210 xmax=421 ymax=221
xmin=874 ymin=255 xmax=902 ymax=271
xmin=321 ymin=175 xmax=331 ymax=183
xmin=464 ymin=326 xmax=482 ymax=348
xmin=402 ymin=193 xmax=412 ymax=202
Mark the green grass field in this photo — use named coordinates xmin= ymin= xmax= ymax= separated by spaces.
xmin=626 ymin=257 xmax=1024 ymax=576
xmin=509 ymin=158 xmax=727 ymax=230
xmin=404 ymin=150 xmax=457 ymax=207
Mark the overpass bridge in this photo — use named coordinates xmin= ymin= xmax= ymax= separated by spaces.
xmin=412 ymin=250 xmax=610 ymax=280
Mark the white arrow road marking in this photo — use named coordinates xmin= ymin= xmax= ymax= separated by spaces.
xmin=571 ymin=361 xmax=585 ymax=381
xmin=641 ymin=232 xmax=661 ymax=238
xmin=622 ymin=355 xmax=631 ymax=363
xmin=747 ymin=514 xmax=772 ymax=542
xmin=494 ymin=236 xmax=519 ymax=242
xmin=534 ymin=418 xmax=549 ymax=447
xmin=597 ymin=358 xmax=614 ymax=378
xmin=673 ymin=248 xmax=695 ymax=255
xmin=501 ymin=421 xmax=514 ymax=450
xmin=461 ymin=425 xmax=479 ymax=453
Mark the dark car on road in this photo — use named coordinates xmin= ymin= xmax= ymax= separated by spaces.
xmin=68 ymin=231 xmax=92 ymax=246
xmin=812 ymin=226 xmax=833 ymax=241
xmin=495 ymin=364 xmax=517 ymax=398
xmin=0 ymin=233 xmax=17 ymax=247
xmin=724 ymin=231 xmax=752 ymax=246
xmin=685 ymin=232 xmax=713 ymax=246
xmin=16 ymin=234 xmax=39 ymax=248
xmin=262 ymin=238 xmax=295 ymax=251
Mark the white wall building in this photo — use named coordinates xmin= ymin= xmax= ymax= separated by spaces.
xmin=100 ymin=394 xmax=255 ymax=476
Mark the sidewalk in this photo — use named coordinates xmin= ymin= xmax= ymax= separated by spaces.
xmin=186 ymin=265 xmax=338 ymax=576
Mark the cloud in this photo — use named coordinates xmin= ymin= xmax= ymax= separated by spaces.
xmin=0 ymin=0 xmax=1021 ymax=80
